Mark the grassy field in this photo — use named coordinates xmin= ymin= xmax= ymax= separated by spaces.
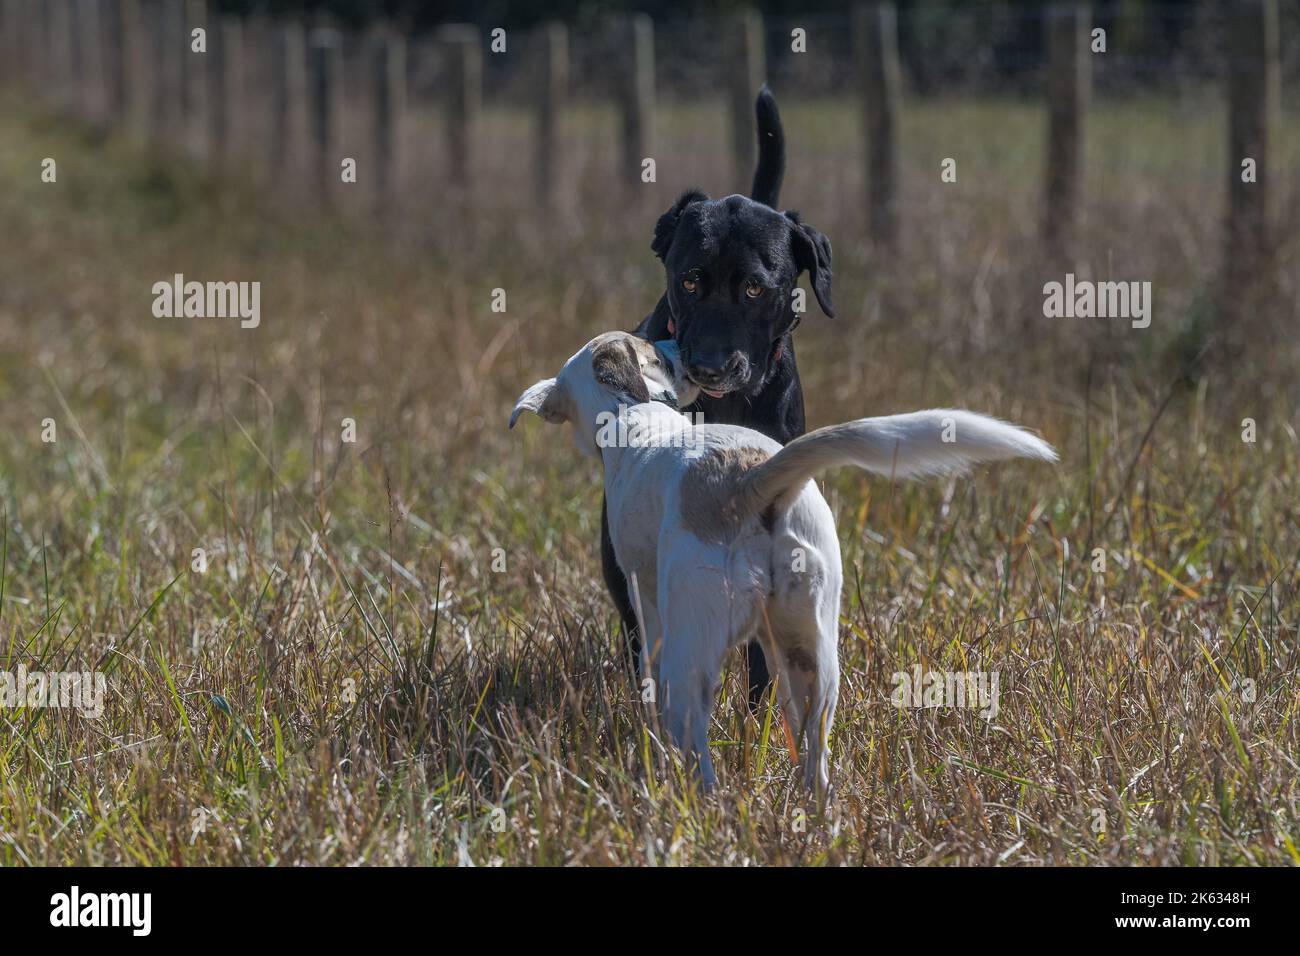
xmin=0 ymin=92 xmax=1298 ymax=865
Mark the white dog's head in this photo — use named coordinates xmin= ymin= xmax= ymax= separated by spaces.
xmin=509 ymin=332 xmax=699 ymax=456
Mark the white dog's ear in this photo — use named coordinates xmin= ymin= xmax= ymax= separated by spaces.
xmin=509 ymin=378 xmax=568 ymax=429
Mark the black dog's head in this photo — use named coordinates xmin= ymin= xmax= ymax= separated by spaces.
xmin=651 ymin=190 xmax=833 ymax=398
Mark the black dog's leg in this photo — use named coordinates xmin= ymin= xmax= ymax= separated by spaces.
xmin=600 ymin=497 xmax=641 ymax=676
xmin=746 ymin=640 xmax=771 ymax=713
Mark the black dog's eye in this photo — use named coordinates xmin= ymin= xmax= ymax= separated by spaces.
xmin=682 ymin=276 xmax=698 ymax=293
xmin=745 ymin=280 xmax=764 ymax=299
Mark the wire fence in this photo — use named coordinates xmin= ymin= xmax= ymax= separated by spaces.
xmin=0 ymin=0 xmax=1292 ymax=309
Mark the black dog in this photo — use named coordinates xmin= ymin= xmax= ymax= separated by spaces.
xmin=601 ymin=88 xmax=835 ymax=709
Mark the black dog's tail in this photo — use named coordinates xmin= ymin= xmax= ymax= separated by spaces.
xmin=750 ymin=86 xmax=785 ymax=209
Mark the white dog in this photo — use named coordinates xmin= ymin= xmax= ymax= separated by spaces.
xmin=511 ymin=332 xmax=1056 ymax=795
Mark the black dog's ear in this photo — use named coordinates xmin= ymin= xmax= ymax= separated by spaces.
xmin=652 ymin=190 xmax=708 ymax=261
xmin=784 ymin=211 xmax=834 ymax=318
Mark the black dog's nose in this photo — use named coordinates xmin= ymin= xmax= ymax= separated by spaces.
xmin=688 ymin=353 xmax=745 ymax=386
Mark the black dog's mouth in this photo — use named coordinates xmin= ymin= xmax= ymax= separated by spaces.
xmin=685 ymin=362 xmax=755 ymax=400
xmin=679 ymin=349 xmax=754 ymax=399
xmin=692 ymin=379 xmax=741 ymax=399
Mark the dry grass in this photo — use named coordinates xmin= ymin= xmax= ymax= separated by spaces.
xmin=0 ymin=92 xmax=1298 ymax=865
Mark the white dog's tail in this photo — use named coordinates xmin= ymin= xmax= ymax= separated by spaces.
xmin=739 ymin=409 xmax=1057 ymax=514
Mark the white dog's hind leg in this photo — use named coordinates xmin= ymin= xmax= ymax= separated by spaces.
xmin=768 ymin=527 xmax=842 ymax=799
xmin=801 ymin=606 xmax=841 ymax=798
xmin=657 ymin=551 xmax=748 ymax=793
xmin=658 ymin=639 xmax=720 ymax=790
xmin=770 ymin=623 xmax=839 ymax=798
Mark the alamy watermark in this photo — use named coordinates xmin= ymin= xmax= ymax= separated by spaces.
xmin=50 ymin=886 xmax=151 ymax=936
xmin=1 ymin=665 xmax=106 ymax=719
xmin=891 ymin=666 xmax=1000 ymax=720
xmin=152 ymin=273 xmax=261 ymax=328
xmin=1043 ymin=273 xmax=1151 ymax=329
xmin=595 ymin=405 xmax=705 ymax=450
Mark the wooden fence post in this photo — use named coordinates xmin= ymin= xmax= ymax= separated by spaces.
xmin=534 ymin=23 xmax=568 ymax=209
xmin=369 ymin=30 xmax=405 ymax=208
xmin=143 ymin=0 xmax=171 ymax=143
xmin=1225 ymin=0 xmax=1280 ymax=304
xmin=242 ymin=16 xmax=274 ymax=178
xmin=145 ymin=0 xmax=185 ymax=141
xmin=103 ymin=0 xmax=128 ymax=124
xmin=1040 ymin=4 xmax=1092 ymax=251
xmin=0 ymin=1 xmax=9 ymax=86
xmin=207 ymin=14 xmax=243 ymax=170
xmin=270 ymin=22 xmax=307 ymax=184
xmin=0 ymin=0 xmax=22 ymax=88
xmin=307 ymin=27 xmax=342 ymax=204
xmin=9 ymin=0 xmax=31 ymax=88
xmin=50 ymin=0 xmax=77 ymax=113
xmin=226 ymin=18 xmax=247 ymax=159
xmin=438 ymin=24 xmax=481 ymax=191
xmin=117 ymin=0 xmax=147 ymax=137
xmin=68 ymin=0 xmax=87 ymax=117
xmin=15 ymin=0 xmax=32 ymax=87
xmin=36 ymin=1 xmax=55 ymax=96
xmin=618 ymin=14 xmax=654 ymax=195
xmin=88 ymin=0 xmax=109 ymax=124
xmin=27 ymin=0 xmax=43 ymax=90
xmin=83 ymin=0 xmax=102 ymax=122
xmin=1044 ymin=3 xmax=1090 ymax=251
xmin=16 ymin=0 xmax=31 ymax=87
xmin=726 ymin=10 xmax=765 ymax=186
xmin=855 ymin=2 xmax=902 ymax=250
xmin=181 ymin=0 xmax=208 ymax=158
xmin=0 ymin=1 xmax=11 ymax=86
xmin=62 ymin=0 xmax=80 ymax=112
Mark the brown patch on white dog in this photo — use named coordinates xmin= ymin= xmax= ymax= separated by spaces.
xmin=679 ymin=445 xmax=772 ymax=544
xmin=591 ymin=335 xmax=652 ymax=405
xmin=786 ymin=646 xmax=817 ymax=673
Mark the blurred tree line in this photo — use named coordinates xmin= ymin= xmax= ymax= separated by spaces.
xmin=215 ymin=0 xmax=1210 ymax=90
xmin=216 ymin=0 xmax=1200 ymax=39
